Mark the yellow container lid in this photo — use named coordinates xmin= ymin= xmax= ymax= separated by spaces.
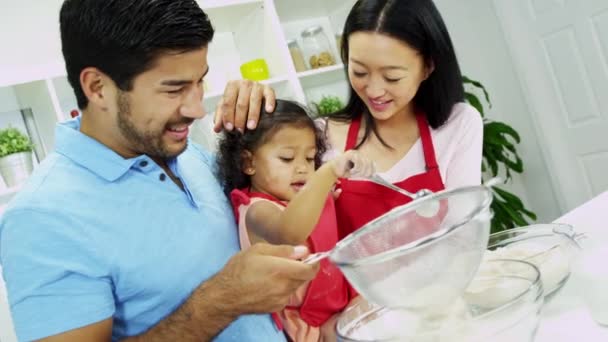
xmin=240 ymin=59 xmax=270 ymax=81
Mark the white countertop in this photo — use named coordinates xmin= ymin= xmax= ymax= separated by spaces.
xmin=536 ymin=191 xmax=608 ymax=341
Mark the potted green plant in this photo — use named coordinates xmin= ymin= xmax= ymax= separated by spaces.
xmin=313 ymin=95 xmax=345 ymax=116
xmin=463 ymin=76 xmax=537 ymax=233
xmin=0 ymin=127 xmax=35 ymax=187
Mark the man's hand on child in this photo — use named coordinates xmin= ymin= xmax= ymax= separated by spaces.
xmin=213 ymin=80 xmax=276 ymax=133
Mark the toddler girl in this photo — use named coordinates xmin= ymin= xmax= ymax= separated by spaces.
xmin=216 ymin=99 xmax=372 ymax=341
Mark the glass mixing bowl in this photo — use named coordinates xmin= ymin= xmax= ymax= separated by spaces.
xmin=337 ymin=259 xmax=544 ymax=342
xmin=487 ymin=223 xmax=582 ymax=301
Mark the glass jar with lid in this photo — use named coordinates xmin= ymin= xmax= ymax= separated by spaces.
xmin=300 ymin=25 xmax=337 ymax=69
xmin=287 ymin=39 xmax=307 ymax=72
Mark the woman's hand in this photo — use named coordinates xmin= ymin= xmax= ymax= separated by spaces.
xmin=213 ymin=80 xmax=276 ymax=132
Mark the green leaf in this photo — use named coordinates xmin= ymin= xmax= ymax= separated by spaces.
xmin=521 ymin=208 xmax=538 ymax=221
xmin=463 ymin=76 xmax=491 ymax=106
xmin=490 ymin=201 xmax=511 ymax=234
xmin=485 ymin=122 xmax=521 ymax=143
xmin=483 ymin=148 xmax=500 ymax=176
xmin=495 ymin=198 xmax=528 ymax=227
xmin=502 ymin=154 xmax=524 ymax=173
xmin=484 ymin=134 xmax=511 ymax=148
xmin=0 ymin=127 xmax=33 ymax=158
xmin=465 ymin=92 xmax=485 ymax=117
xmin=493 ymin=187 xmax=524 ymax=210
xmin=488 ymin=186 xmax=537 ymax=233
xmin=313 ymin=95 xmax=345 ymax=116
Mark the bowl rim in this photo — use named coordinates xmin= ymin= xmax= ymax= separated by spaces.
xmin=487 ymin=223 xmax=582 ymax=250
xmin=336 ymin=259 xmax=543 ymax=341
xmin=330 ymin=184 xmax=493 ymax=267
xmin=487 ymin=223 xmax=581 ymax=298
xmin=467 ymin=259 xmax=544 ymax=315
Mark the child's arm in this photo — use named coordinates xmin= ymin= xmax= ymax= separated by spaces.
xmin=246 ymin=151 xmax=372 ymax=246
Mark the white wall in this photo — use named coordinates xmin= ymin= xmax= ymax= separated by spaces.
xmin=435 ymin=0 xmax=561 ymax=222
xmin=0 ymin=0 xmax=65 ymax=87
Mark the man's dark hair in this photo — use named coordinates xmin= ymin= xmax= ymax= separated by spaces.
xmin=60 ymin=0 xmax=214 ymax=109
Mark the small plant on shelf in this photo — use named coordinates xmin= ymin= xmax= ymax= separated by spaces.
xmin=0 ymin=127 xmax=35 ymax=188
xmin=0 ymin=127 xmax=34 ymax=158
xmin=313 ymin=95 xmax=345 ymax=116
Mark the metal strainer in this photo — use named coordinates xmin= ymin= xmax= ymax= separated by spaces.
xmin=312 ymin=184 xmax=493 ymax=313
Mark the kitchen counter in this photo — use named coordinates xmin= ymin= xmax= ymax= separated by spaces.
xmin=536 ymin=191 xmax=608 ymax=341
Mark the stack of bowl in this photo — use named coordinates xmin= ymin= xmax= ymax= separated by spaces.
xmin=337 ymin=259 xmax=544 ymax=342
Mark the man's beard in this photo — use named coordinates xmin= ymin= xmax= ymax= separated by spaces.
xmin=116 ymin=92 xmax=187 ymax=159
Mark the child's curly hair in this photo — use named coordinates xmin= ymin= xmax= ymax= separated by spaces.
xmin=216 ymin=99 xmax=327 ymax=196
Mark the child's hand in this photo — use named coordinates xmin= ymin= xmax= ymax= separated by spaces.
xmin=331 ymin=150 xmax=375 ymax=178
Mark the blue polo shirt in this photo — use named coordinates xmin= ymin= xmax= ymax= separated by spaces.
xmin=0 ymin=118 xmax=285 ymax=341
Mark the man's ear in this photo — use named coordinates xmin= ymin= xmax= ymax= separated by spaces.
xmin=242 ymin=150 xmax=255 ymax=175
xmin=80 ymin=67 xmax=114 ymax=110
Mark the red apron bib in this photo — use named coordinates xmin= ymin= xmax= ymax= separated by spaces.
xmin=335 ymin=113 xmax=446 ymax=238
xmin=230 ymin=189 xmax=349 ymax=328
xmin=334 ymin=114 xmax=447 ymax=298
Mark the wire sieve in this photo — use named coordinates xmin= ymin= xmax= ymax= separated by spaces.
xmin=307 ymin=184 xmax=494 ymax=313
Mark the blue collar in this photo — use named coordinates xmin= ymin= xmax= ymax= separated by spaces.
xmin=55 ymin=117 xmax=149 ymax=182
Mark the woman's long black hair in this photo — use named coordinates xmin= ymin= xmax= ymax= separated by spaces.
xmin=329 ymin=0 xmax=465 ymax=149
xmin=216 ymin=100 xmax=326 ymax=196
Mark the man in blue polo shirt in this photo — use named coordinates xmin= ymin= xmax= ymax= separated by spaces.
xmin=0 ymin=0 xmax=318 ymax=340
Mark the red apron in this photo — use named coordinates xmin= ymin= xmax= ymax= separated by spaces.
xmin=335 ymin=114 xmax=447 ymax=298
xmin=230 ymin=189 xmax=349 ymax=328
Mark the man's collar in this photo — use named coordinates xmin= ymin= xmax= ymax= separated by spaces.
xmin=54 ymin=117 xmax=142 ymax=182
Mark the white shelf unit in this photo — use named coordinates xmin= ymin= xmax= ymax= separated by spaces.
xmin=275 ymin=0 xmax=355 ymax=108
xmin=191 ymin=0 xmax=357 ymax=152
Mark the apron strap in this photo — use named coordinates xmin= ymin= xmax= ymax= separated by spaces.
xmin=416 ymin=114 xmax=439 ymax=171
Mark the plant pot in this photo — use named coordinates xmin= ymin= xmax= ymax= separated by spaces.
xmin=0 ymin=151 xmax=33 ymax=187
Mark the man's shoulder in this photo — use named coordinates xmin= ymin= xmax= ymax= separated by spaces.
xmin=3 ymin=152 xmax=102 ymax=217
xmin=0 ymin=155 xmax=97 ymax=262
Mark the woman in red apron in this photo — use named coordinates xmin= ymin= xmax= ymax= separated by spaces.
xmin=320 ymin=0 xmax=484 ymax=299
